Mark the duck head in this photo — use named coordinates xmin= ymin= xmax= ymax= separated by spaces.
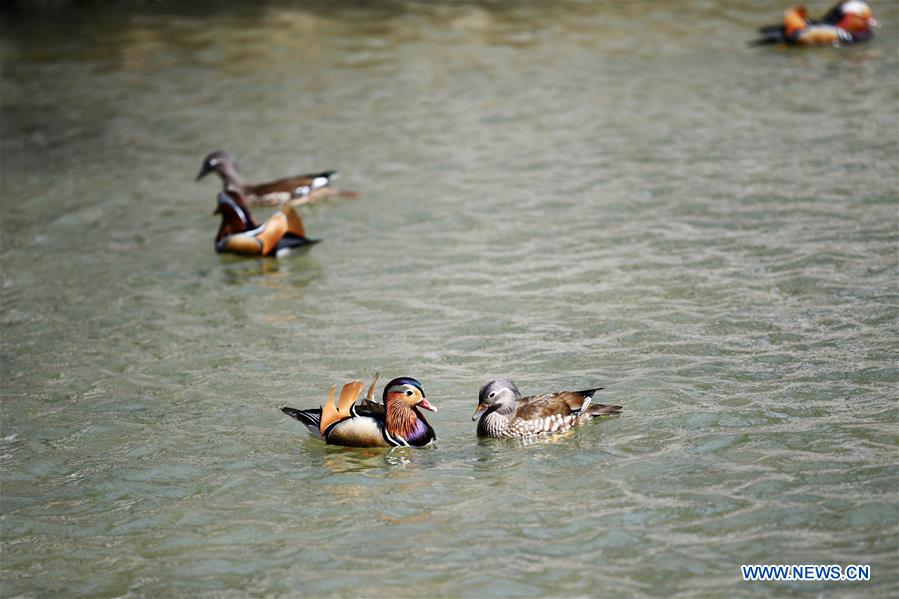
xmin=837 ymin=0 xmax=878 ymax=33
xmin=197 ymin=150 xmax=241 ymax=183
xmin=214 ymin=186 xmax=259 ymax=241
xmin=472 ymin=378 xmax=521 ymax=421
xmin=383 ymin=377 xmax=437 ymax=413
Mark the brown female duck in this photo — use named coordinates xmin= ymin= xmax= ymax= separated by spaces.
xmin=472 ymin=379 xmax=621 ymax=438
xmin=281 ymin=376 xmax=437 ymax=448
xmin=197 ymin=150 xmax=345 ymax=207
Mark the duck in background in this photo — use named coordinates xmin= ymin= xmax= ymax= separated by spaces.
xmin=281 ymin=375 xmax=437 ymax=448
xmin=752 ymin=0 xmax=879 ymax=46
xmin=472 ymin=379 xmax=621 ymax=439
xmin=197 ymin=150 xmax=357 ymax=207
xmin=214 ymin=185 xmax=319 ymax=258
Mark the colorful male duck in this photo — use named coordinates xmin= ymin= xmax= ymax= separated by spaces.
xmin=472 ymin=379 xmax=621 ymax=438
xmin=214 ymin=186 xmax=318 ymax=257
xmin=752 ymin=0 xmax=878 ymax=46
xmin=197 ymin=150 xmax=342 ymax=207
xmin=281 ymin=375 xmax=437 ymax=448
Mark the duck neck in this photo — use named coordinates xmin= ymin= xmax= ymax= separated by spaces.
xmin=496 ymin=399 xmax=518 ymax=417
xmin=478 ymin=401 xmax=515 ymax=434
xmin=385 ymin=398 xmax=424 ymax=442
xmin=218 ymin=162 xmax=245 ymax=188
xmin=215 ymin=196 xmax=258 ymax=241
xmin=479 ymin=408 xmax=511 ymax=436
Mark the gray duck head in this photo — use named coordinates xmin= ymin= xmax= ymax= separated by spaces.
xmin=472 ymin=378 xmax=521 ymax=421
xmin=197 ymin=150 xmax=238 ymax=181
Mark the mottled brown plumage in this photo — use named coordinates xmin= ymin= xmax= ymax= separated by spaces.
xmin=473 ymin=379 xmax=621 ymax=439
xmin=197 ymin=150 xmax=351 ymax=207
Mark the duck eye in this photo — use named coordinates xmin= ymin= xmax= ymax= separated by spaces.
xmin=405 ymin=390 xmax=413 ymax=396
xmin=488 ymin=392 xmax=496 ymax=399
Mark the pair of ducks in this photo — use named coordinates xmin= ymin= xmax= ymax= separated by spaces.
xmin=281 ymin=375 xmax=622 ymax=448
xmin=197 ymin=150 xmax=348 ymax=258
xmin=753 ymin=0 xmax=878 ymax=46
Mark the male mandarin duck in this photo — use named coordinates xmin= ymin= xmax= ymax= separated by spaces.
xmin=214 ymin=186 xmax=319 ymax=257
xmin=472 ymin=379 xmax=621 ymax=438
xmin=752 ymin=0 xmax=879 ymax=46
xmin=281 ymin=375 xmax=437 ymax=448
xmin=197 ymin=150 xmax=347 ymax=207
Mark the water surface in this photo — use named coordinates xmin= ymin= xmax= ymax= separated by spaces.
xmin=1 ymin=1 xmax=897 ymax=596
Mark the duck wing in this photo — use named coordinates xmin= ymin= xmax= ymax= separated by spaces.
xmin=516 ymin=388 xmax=619 ymax=420
xmin=353 ymin=401 xmax=385 ymax=418
xmin=247 ymin=171 xmax=336 ymax=196
xmin=514 ymin=393 xmax=578 ymax=420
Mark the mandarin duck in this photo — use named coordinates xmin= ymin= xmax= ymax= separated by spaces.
xmin=197 ymin=150 xmax=347 ymax=207
xmin=752 ymin=0 xmax=878 ymax=46
xmin=472 ymin=379 xmax=621 ymax=439
xmin=214 ymin=186 xmax=319 ymax=257
xmin=281 ymin=375 xmax=437 ymax=448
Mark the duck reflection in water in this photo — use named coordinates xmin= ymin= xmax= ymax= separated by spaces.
xmin=221 ymin=258 xmax=321 ymax=290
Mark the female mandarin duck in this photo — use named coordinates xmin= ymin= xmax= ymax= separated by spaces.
xmin=197 ymin=150 xmax=343 ymax=207
xmin=472 ymin=379 xmax=621 ymax=438
xmin=214 ymin=186 xmax=319 ymax=257
xmin=281 ymin=375 xmax=437 ymax=448
xmin=752 ymin=0 xmax=878 ymax=46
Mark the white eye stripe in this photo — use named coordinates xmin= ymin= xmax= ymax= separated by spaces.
xmin=387 ymin=384 xmax=417 ymax=395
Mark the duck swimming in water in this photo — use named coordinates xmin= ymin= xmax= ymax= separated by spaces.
xmin=214 ymin=186 xmax=318 ymax=258
xmin=752 ymin=0 xmax=879 ymax=46
xmin=197 ymin=150 xmax=347 ymax=207
xmin=472 ymin=379 xmax=621 ymax=439
xmin=282 ymin=376 xmax=437 ymax=448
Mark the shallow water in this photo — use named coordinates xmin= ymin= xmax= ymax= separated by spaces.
xmin=1 ymin=1 xmax=897 ymax=596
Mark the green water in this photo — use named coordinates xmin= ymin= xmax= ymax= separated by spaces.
xmin=1 ymin=1 xmax=897 ymax=596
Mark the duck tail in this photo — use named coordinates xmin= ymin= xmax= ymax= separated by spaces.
xmin=749 ymin=31 xmax=787 ymax=46
xmin=308 ymin=171 xmax=338 ymax=192
xmin=586 ymin=403 xmax=623 ymax=417
xmin=569 ymin=387 xmax=603 ymax=419
xmin=281 ymin=406 xmax=324 ymax=437
xmin=750 ymin=22 xmax=791 ymax=45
